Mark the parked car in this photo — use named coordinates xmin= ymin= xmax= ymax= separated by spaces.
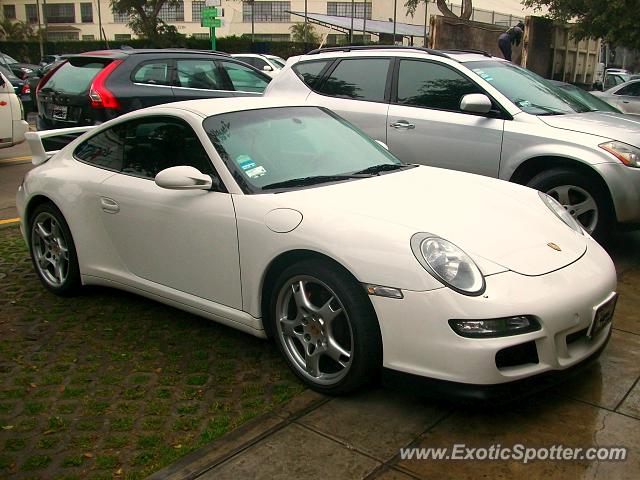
xmin=549 ymin=80 xmax=622 ymax=114
xmin=19 ymin=97 xmax=617 ymax=398
xmin=0 ymin=71 xmax=29 ymax=149
xmin=231 ymin=54 xmax=287 ymax=78
xmin=1 ymin=52 xmax=38 ymax=79
xmin=265 ymin=46 xmax=640 ymax=240
xmin=0 ymin=64 xmax=33 ymax=112
xmin=592 ymin=79 xmax=640 ymax=115
xmin=36 ymin=49 xmax=271 ymax=131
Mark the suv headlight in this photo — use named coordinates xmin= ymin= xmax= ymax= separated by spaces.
xmin=600 ymin=141 xmax=640 ymax=167
xmin=538 ymin=192 xmax=584 ymax=234
xmin=411 ymin=233 xmax=485 ymax=296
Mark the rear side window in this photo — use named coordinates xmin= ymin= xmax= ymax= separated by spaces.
xmin=41 ymin=59 xmax=108 ymax=94
xmin=133 ymin=61 xmax=171 ymax=86
xmin=219 ymin=61 xmax=270 ymax=93
xmin=616 ymin=82 xmax=640 ymax=96
xmin=176 ymin=59 xmax=226 ymax=90
xmin=292 ymin=60 xmax=331 ymax=88
xmin=74 ymin=126 xmax=124 ymax=171
xmin=317 ymin=58 xmax=390 ymax=102
xmin=396 ymin=60 xmax=481 ymax=112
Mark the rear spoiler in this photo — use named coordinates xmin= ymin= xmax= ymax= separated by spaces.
xmin=26 ymin=126 xmax=97 ymax=166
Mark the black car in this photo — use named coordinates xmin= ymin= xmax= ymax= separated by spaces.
xmin=36 ymin=49 xmax=272 ymax=130
xmin=0 ymin=64 xmax=33 ymax=112
xmin=1 ymin=52 xmax=39 ymax=79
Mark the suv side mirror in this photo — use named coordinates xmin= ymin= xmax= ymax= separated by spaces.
xmin=460 ymin=93 xmax=493 ymax=114
xmin=155 ymin=166 xmax=213 ymax=190
xmin=262 ymin=65 xmax=273 ymax=72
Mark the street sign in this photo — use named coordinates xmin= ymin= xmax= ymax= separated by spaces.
xmin=201 ymin=18 xmax=222 ymax=28
xmin=202 ymin=8 xmax=218 ymax=19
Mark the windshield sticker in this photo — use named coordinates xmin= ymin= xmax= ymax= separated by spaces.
xmin=246 ymin=166 xmax=267 ymax=179
xmin=236 ymin=154 xmax=257 ymax=171
xmin=473 ymin=69 xmax=494 ymax=82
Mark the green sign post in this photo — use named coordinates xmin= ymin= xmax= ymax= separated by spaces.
xmin=201 ymin=7 xmax=221 ymax=50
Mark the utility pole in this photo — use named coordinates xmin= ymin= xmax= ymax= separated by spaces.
xmin=423 ymin=0 xmax=428 ymax=46
xmin=350 ymin=0 xmax=355 ymax=44
xmin=42 ymin=0 xmax=48 ymax=43
xmin=392 ymin=0 xmax=397 ymax=44
xmin=97 ymin=0 xmax=103 ymax=44
xmin=251 ymin=0 xmax=255 ymax=44
xmin=304 ymin=0 xmax=308 ymax=50
xmin=362 ymin=1 xmax=367 ymax=44
xmin=36 ymin=0 xmax=43 ymax=58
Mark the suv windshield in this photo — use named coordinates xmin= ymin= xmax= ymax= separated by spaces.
xmin=554 ymin=83 xmax=621 ymax=113
xmin=41 ymin=59 xmax=108 ymax=95
xmin=467 ymin=60 xmax=591 ymax=115
xmin=204 ymin=106 xmax=402 ymax=193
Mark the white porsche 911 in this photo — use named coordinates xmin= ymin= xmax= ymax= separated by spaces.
xmin=17 ymin=98 xmax=617 ymax=398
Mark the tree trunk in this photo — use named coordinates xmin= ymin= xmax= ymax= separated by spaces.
xmin=436 ymin=0 xmax=473 ymax=20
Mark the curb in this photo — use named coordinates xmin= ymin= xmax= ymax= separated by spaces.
xmin=146 ymin=390 xmax=329 ymax=480
xmin=0 ymin=157 xmax=31 ymax=167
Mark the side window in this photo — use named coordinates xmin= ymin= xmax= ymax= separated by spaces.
xmin=121 ymin=117 xmax=214 ymax=179
xmin=74 ymin=126 xmax=124 ymax=171
xmin=253 ymin=58 xmax=269 ymax=71
xmin=292 ymin=60 xmax=331 ymax=89
xmin=396 ymin=60 xmax=482 ymax=112
xmin=176 ymin=59 xmax=227 ymax=90
xmin=317 ymin=58 xmax=390 ymax=102
xmin=219 ymin=61 xmax=270 ymax=93
xmin=133 ymin=61 xmax=171 ymax=86
xmin=616 ymin=82 xmax=640 ymax=96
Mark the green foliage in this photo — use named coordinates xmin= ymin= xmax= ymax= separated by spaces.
xmin=110 ymin=0 xmax=184 ymax=41
xmin=289 ymin=23 xmax=321 ymax=45
xmin=405 ymin=0 xmax=473 ymax=20
xmin=522 ymin=0 xmax=640 ymax=48
xmin=0 ymin=19 xmax=36 ymax=41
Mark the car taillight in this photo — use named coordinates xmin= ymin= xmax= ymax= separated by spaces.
xmin=89 ymin=60 xmax=123 ymax=109
xmin=36 ymin=61 xmax=65 ymax=94
xmin=21 ymin=84 xmax=30 ymax=94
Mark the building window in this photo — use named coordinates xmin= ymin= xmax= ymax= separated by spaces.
xmin=327 ymin=2 xmax=371 ymax=19
xmin=114 ymin=33 xmax=132 ymax=41
xmin=80 ymin=3 xmax=93 ymax=23
xmin=25 ymin=4 xmax=39 ymax=24
xmin=243 ymin=2 xmax=290 ymax=23
xmin=82 ymin=34 xmax=95 ymax=40
xmin=113 ymin=10 xmax=129 ymax=23
xmin=3 ymin=5 xmax=17 ymax=20
xmin=192 ymin=1 xmax=205 ymax=22
xmin=47 ymin=31 xmax=79 ymax=41
xmin=157 ymin=1 xmax=184 ymax=22
xmin=44 ymin=3 xmax=75 ymax=23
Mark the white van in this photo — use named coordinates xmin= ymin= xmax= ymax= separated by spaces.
xmin=0 ymin=70 xmax=28 ymax=149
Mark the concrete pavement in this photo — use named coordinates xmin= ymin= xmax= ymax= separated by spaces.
xmin=0 ymin=142 xmax=32 ymax=220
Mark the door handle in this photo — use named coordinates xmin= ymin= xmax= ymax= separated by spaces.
xmin=100 ymin=197 xmax=120 ymax=214
xmin=390 ymin=120 xmax=415 ymax=130
xmin=623 ymin=100 xmax=631 ymax=104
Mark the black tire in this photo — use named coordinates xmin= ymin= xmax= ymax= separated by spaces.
xmin=28 ymin=202 xmax=81 ymax=296
xmin=269 ymin=259 xmax=382 ymax=395
xmin=526 ymin=168 xmax=614 ymax=241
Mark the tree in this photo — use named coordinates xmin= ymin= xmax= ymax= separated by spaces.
xmin=289 ymin=23 xmax=320 ymax=44
xmin=405 ymin=0 xmax=473 ymax=20
xmin=110 ymin=0 xmax=184 ymax=41
xmin=522 ymin=0 xmax=640 ymax=49
xmin=0 ymin=19 xmax=35 ymax=41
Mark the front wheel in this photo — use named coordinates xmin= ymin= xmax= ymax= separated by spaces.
xmin=270 ymin=259 xmax=382 ymax=395
xmin=526 ymin=168 xmax=613 ymax=241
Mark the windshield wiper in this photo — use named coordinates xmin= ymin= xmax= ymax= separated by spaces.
xmin=351 ymin=163 xmax=409 ymax=175
xmin=261 ymin=174 xmax=368 ymax=191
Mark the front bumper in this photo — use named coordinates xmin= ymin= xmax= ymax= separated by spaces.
xmin=371 ymin=236 xmax=616 ymax=388
xmin=594 ymin=161 xmax=640 ymax=224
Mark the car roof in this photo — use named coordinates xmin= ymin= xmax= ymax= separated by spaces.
xmin=144 ymin=97 xmax=309 ymax=118
xmin=300 ymin=46 xmax=503 ymax=64
xmin=70 ymin=49 xmax=230 ymax=59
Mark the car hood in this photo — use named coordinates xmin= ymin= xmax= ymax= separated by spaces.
xmin=281 ymin=167 xmax=587 ymax=277
xmin=539 ymin=111 xmax=640 ymax=146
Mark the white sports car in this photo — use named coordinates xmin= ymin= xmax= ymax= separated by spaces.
xmin=17 ymin=98 xmax=617 ymax=398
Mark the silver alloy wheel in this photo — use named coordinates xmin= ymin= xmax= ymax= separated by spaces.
xmin=31 ymin=212 xmax=70 ymax=288
xmin=547 ymin=184 xmax=599 ymax=234
xmin=275 ymin=275 xmax=354 ymax=386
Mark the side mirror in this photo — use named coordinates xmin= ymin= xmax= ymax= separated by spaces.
xmin=262 ymin=65 xmax=273 ymax=72
xmin=460 ymin=93 xmax=493 ymax=114
xmin=375 ymin=140 xmax=389 ymax=150
xmin=155 ymin=166 xmax=213 ymax=190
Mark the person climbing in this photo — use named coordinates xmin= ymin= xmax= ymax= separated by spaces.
xmin=498 ymin=21 xmax=525 ymax=61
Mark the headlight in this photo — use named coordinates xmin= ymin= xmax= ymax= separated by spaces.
xmin=538 ymin=192 xmax=584 ymax=234
xmin=600 ymin=141 xmax=640 ymax=167
xmin=411 ymin=233 xmax=485 ymax=296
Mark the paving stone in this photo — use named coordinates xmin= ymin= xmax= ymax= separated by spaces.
xmin=617 ymin=381 xmax=640 ymax=420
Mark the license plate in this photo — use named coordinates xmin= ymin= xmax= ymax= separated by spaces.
xmin=52 ymin=105 xmax=68 ymax=120
xmin=588 ymin=293 xmax=617 ymax=338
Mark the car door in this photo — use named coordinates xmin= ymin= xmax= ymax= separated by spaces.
xmin=611 ymin=81 xmax=640 ymax=114
xmin=127 ymin=59 xmax=176 ymax=109
xmin=387 ymin=59 xmax=504 ymax=177
xmin=95 ymin=115 xmax=242 ymax=309
xmin=171 ymin=58 xmax=235 ymax=101
xmin=305 ymin=57 xmax=392 ymax=143
xmin=0 ymin=73 xmax=14 ymax=145
xmin=217 ymin=60 xmax=271 ymax=96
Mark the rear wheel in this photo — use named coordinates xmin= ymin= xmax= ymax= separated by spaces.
xmin=270 ymin=259 xmax=382 ymax=395
xmin=527 ymin=168 xmax=613 ymax=241
xmin=29 ymin=203 xmax=81 ymax=296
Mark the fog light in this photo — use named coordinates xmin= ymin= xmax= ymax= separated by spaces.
xmin=449 ymin=316 xmax=540 ymax=338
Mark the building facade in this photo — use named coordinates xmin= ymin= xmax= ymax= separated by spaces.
xmin=0 ymin=1 xmax=538 ymax=43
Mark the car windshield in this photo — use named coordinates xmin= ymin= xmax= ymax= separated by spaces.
xmin=555 ymin=83 xmax=621 ymax=113
xmin=268 ymin=57 xmax=286 ymax=69
xmin=467 ymin=60 xmax=591 ymax=115
xmin=204 ymin=106 xmax=402 ymax=193
xmin=2 ymin=54 xmax=18 ymax=64
xmin=41 ymin=60 xmax=107 ymax=95
xmin=0 ymin=65 xmax=19 ymax=83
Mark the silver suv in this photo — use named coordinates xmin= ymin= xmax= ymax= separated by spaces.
xmin=265 ymin=46 xmax=640 ymax=240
